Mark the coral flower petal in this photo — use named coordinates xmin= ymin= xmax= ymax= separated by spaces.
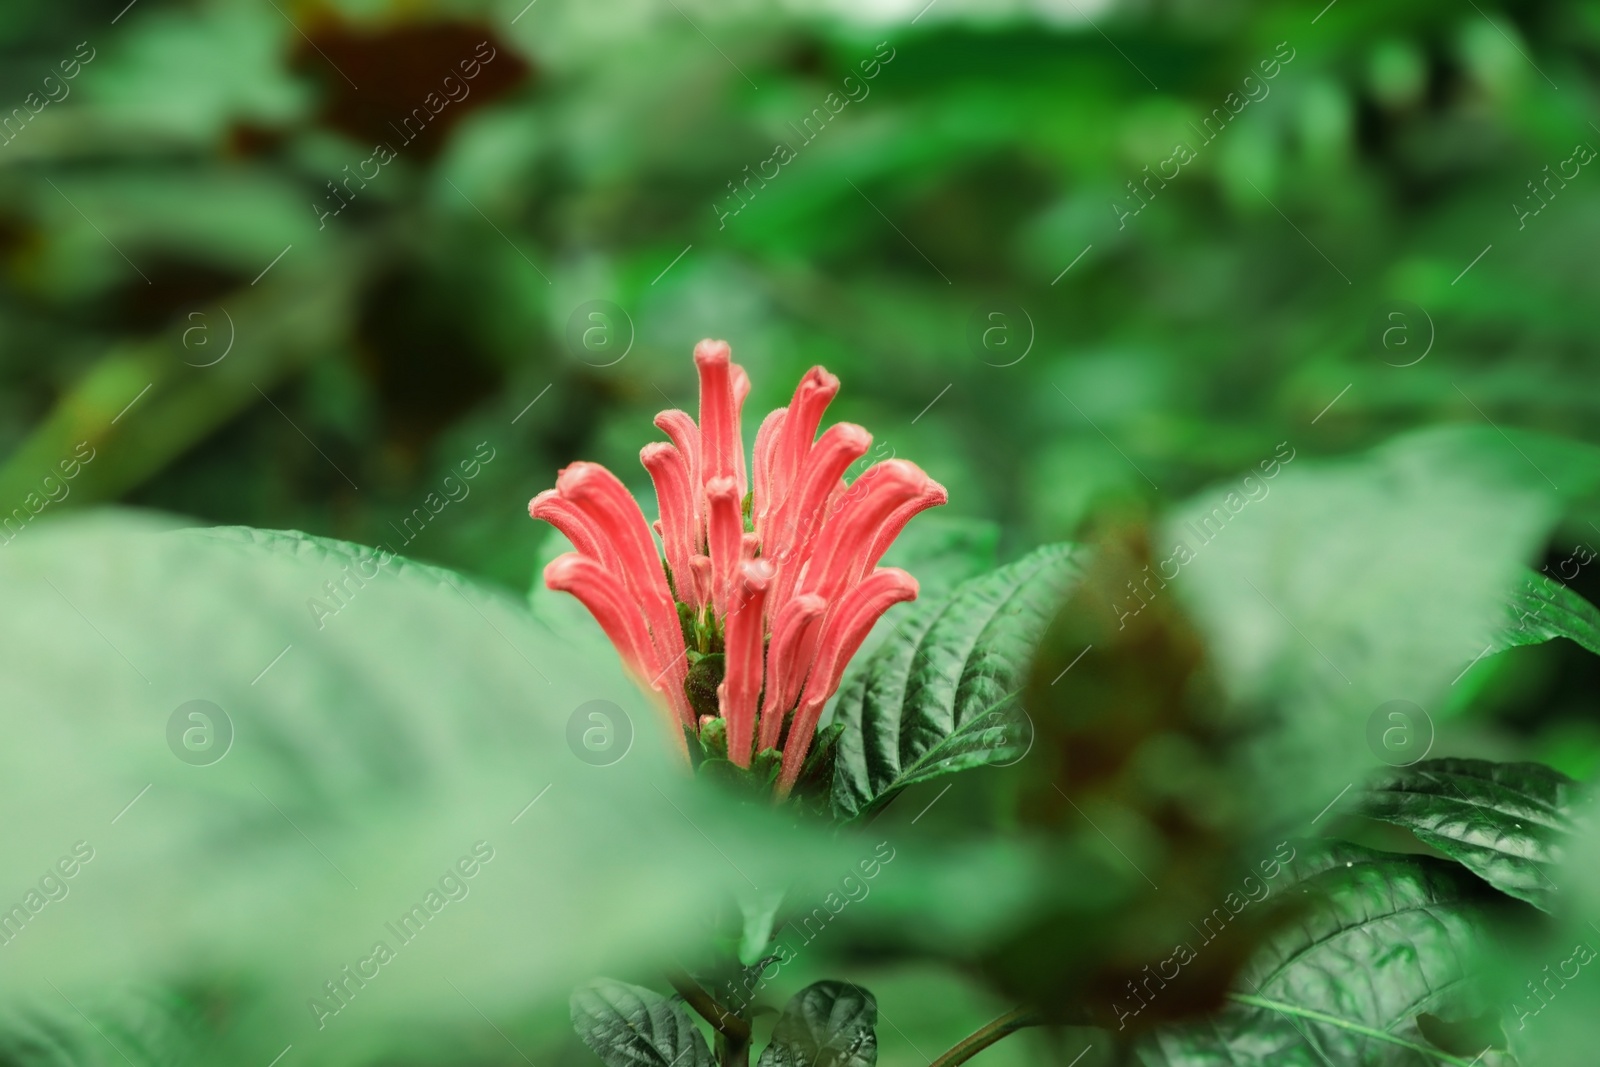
xmin=777 ymin=568 xmax=919 ymax=794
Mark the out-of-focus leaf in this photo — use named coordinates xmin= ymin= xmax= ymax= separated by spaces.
xmin=0 ymin=990 xmax=200 ymax=1067
xmin=1139 ymin=842 xmax=1520 ymax=1067
xmin=830 ymin=543 xmax=1085 ymax=821
xmin=757 ymin=980 xmax=877 ymax=1067
xmin=0 ymin=514 xmax=1052 ymax=1064
xmin=1164 ymin=428 xmax=1564 ymax=821
xmin=570 ymin=980 xmax=713 ymax=1067
xmin=1352 ymin=758 xmax=1579 ymax=912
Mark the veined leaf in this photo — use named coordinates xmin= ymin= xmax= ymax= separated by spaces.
xmin=830 ymin=543 xmax=1085 ymax=821
xmin=1489 ymin=568 xmax=1600 ymax=659
xmin=570 ymin=980 xmax=714 ymax=1067
xmin=0 ymin=989 xmax=200 ymax=1067
xmin=1352 ymin=759 xmax=1579 ymax=912
xmin=756 ymin=981 xmax=877 ymax=1067
xmin=1139 ymin=842 xmax=1521 ymax=1067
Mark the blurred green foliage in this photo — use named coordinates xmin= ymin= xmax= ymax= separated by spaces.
xmin=5 ymin=0 xmax=1600 ymax=1064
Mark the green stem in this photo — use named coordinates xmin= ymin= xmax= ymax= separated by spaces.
xmin=1228 ymin=994 xmax=1478 ymax=1066
xmin=668 ymin=971 xmax=751 ymax=1067
xmin=927 ymin=1007 xmax=1041 ymax=1067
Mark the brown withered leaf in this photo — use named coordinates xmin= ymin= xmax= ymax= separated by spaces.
xmin=976 ymin=527 xmax=1299 ymax=1031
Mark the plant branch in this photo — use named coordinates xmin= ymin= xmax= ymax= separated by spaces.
xmin=668 ymin=971 xmax=750 ymax=1040
xmin=927 ymin=1007 xmax=1042 ymax=1067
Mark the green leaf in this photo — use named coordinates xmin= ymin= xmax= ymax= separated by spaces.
xmin=0 ymin=989 xmax=200 ymax=1067
xmin=570 ymin=980 xmax=714 ymax=1067
xmin=1139 ymin=842 xmax=1521 ymax=1067
xmin=0 ymin=515 xmax=867 ymax=1063
xmin=831 ymin=543 xmax=1085 ymax=820
xmin=1160 ymin=428 xmax=1564 ymax=822
xmin=1489 ymin=567 xmax=1600 ymax=658
xmin=1351 ymin=758 xmax=1579 ymax=912
xmin=756 ymin=981 xmax=877 ymax=1067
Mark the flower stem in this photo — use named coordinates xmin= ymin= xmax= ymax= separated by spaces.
xmin=927 ymin=1007 xmax=1041 ymax=1067
xmin=668 ymin=970 xmax=751 ymax=1067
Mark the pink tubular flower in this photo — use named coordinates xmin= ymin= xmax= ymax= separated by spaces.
xmin=531 ymin=339 xmax=946 ymax=797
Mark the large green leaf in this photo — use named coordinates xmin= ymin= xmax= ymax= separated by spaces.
xmin=1489 ymin=568 xmax=1600 ymax=659
xmin=0 ymin=990 xmax=200 ymax=1067
xmin=830 ymin=543 xmax=1085 ymax=821
xmin=1162 ymin=427 xmax=1564 ymax=823
xmin=0 ymin=515 xmax=834 ymax=1064
xmin=1140 ymin=842 xmax=1520 ymax=1067
xmin=570 ymin=980 xmax=714 ymax=1067
xmin=1352 ymin=759 xmax=1580 ymax=912
xmin=0 ymin=514 xmax=1054 ymax=1064
xmin=756 ymin=981 xmax=877 ymax=1067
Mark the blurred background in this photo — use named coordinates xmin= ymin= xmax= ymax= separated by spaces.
xmin=2 ymin=1 xmax=1599 ymax=1059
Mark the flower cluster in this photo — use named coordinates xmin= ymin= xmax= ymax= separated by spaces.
xmin=530 ymin=340 xmax=945 ymax=795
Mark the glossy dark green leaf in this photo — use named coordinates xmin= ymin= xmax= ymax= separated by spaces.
xmin=1139 ymin=842 xmax=1519 ymax=1067
xmin=570 ymin=980 xmax=714 ymax=1067
xmin=756 ymin=981 xmax=877 ymax=1067
xmin=830 ymin=543 xmax=1085 ymax=821
xmin=1352 ymin=758 xmax=1579 ymax=912
xmin=1491 ymin=568 xmax=1600 ymax=658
